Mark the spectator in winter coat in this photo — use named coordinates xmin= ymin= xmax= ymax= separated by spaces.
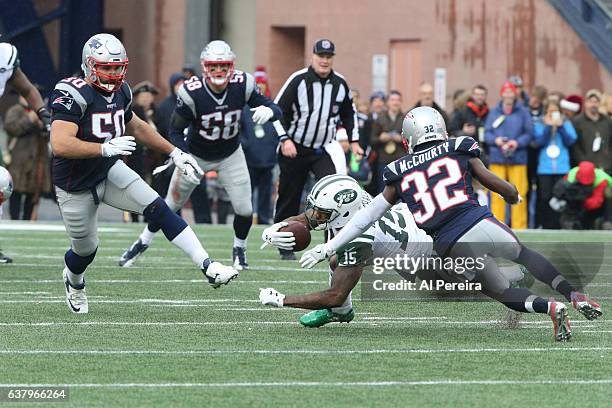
xmin=571 ymin=89 xmax=611 ymax=174
xmin=412 ymin=82 xmax=449 ymax=127
xmin=533 ymin=101 xmax=577 ymax=228
xmin=448 ymin=84 xmax=489 ymax=144
xmin=484 ymin=80 xmax=534 ymax=228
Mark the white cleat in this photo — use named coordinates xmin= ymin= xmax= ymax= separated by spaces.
xmin=202 ymin=260 xmax=239 ymax=288
xmin=550 ymin=302 xmax=571 ymax=342
xmin=63 ymin=268 xmax=88 ymax=314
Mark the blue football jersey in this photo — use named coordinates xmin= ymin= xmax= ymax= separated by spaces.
xmin=50 ymin=77 xmax=134 ymax=192
xmin=383 ymin=136 xmax=492 ymax=255
xmin=174 ymin=70 xmax=281 ymax=160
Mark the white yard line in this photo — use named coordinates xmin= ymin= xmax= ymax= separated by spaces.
xmin=0 ymin=347 xmax=610 ymax=355
xmin=0 ymin=380 xmax=610 ymax=388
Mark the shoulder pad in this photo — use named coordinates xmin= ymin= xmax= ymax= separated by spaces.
xmin=0 ymin=43 xmax=19 ymax=70
xmin=452 ymin=136 xmax=480 ymax=158
xmin=52 ymin=77 xmax=93 ymax=116
xmin=120 ymin=82 xmax=133 ymax=111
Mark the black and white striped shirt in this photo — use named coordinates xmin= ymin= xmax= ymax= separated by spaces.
xmin=274 ymin=66 xmax=359 ymax=149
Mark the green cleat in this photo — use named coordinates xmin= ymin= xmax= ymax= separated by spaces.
xmin=299 ymin=308 xmax=355 ymax=327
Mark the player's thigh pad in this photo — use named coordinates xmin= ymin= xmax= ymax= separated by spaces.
xmin=215 ymin=146 xmax=253 ymax=216
xmin=165 ymin=163 xmax=200 ymax=212
xmin=55 ymin=187 xmax=99 ymax=255
xmin=102 ymin=160 xmax=159 ymax=214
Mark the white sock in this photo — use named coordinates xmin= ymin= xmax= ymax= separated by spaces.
xmin=234 ymin=237 xmax=247 ymax=248
xmin=170 ymin=227 xmax=209 ymax=267
xmin=65 ymin=267 xmax=84 ymax=287
xmin=547 ymin=302 xmax=552 ymax=314
xmin=329 ymin=267 xmax=353 ymax=314
xmin=139 ymin=226 xmax=157 ymax=246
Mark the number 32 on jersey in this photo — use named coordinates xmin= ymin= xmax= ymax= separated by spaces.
xmin=400 ymin=157 xmax=468 ymax=224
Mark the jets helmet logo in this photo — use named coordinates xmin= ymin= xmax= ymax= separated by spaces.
xmin=333 ymin=189 xmax=358 ymax=205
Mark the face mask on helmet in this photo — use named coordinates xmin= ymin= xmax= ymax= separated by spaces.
xmin=87 ymin=58 xmax=128 ymax=92
xmin=305 ymin=198 xmax=339 ymax=231
xmin=202 ymin=61 xmax=234 ymax=87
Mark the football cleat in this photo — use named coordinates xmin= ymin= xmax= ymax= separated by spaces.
xmin=571 ymin=291 xmax=602 ymax=321
xmin=299 ymin=308 xmax=355 ymax=328
xmin=550 ymin=302 xmax=571 ymax=342
xmin=202 ymin=259 xmax=239 ymax=288
xmin=118 ymin=239 xmax=148 ymax=267
xmin=0 ymin=251 xmax=12 ymax=264
xmin=63 ymin=268 xmax=88 ymax=314
xmin=232 ymin=246 xmax=248 ymax=270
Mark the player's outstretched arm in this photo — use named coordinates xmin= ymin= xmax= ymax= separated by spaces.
xmin=260 ymin=262 xmax=362 ymax=309
xmin=300 ymin=186 xmax=397 ymax=269
xmin=469 ymin=157 xmax=519 ymax=203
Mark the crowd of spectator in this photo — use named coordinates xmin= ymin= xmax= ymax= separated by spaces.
xmin=2 ymin=64 xmax=610 ymax=231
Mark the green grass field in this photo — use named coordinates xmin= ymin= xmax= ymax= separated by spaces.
xmin=0 ymin=222 xmax=610 ymax=407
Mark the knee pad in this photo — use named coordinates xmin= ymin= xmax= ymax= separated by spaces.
xmin=71 ymin=237 xmax=99 ymax=257
xmin=144 ymin=197 xmax=187 ymax=241
xmin=65 ymin=248 xmax=97 ymax=274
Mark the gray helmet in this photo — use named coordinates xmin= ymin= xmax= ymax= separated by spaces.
xmin=81 ymin=33 xmax=128 ymax=92
xmin=401 ymin=106 xmax=448 ymax=153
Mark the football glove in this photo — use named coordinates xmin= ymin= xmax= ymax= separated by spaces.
xmin=169 ymin=147 xmax=204 ymax=185
xmin=101 ymin=136 xmax=136 ymax=157
xmin=259 ymin=287 xmax=285 ymax=307
xmin=251 ymin=106 xmax=274 ymax=125
xmin=260 ymin=222 xmax=295 ymax=250
xmin=300 ymin=243 xmax=332 ymax=269
xmin=36 ymin=107 xmax=51 ymax=132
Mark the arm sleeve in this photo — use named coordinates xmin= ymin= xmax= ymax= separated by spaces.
xmin=533 ymin=122 xmax=550 ymax=147
xmin=484 ymin=113 xmax=496 ymax=145
xmin=274 ymin=75 xmax=299 ymax=132
xmin=169 ymin=111 xmax=190 ymax=151
xmin=327 ymin=193 xmax=394 ymax=253
xmin=584 ymin=180 xmax=607 ymax=210
xmin=454 ymin=136 xmax=481 ymax=158
xmin=49 ymin=84 xmax=86 ymax=124
xmin=560 ymin=120 xmax=577 ymax=147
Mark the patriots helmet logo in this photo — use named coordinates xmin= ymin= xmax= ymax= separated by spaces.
xmin=52 ymin=90 xmax=74 ymax=110
xmin=88 ymin=38 xmax=104 ymax=51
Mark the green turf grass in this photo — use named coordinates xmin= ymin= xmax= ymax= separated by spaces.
xmin=0 ymin=223 xmax=610 ymax=407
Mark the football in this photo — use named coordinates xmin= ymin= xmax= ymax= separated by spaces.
xmin=279 ymin=220 xmax=311 ymax=251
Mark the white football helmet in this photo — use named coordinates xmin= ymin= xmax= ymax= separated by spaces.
xmin=200 ymin=40 xmax=235 ymax=87
xmin=0 ymin=166 xmax=13 ymax=205
xmin=401 ymin=106 xmax=448 ymax=153
xmin=81 ymin=33 xmax=129 ymax=92
xmin=305 ymin=175 xmax=371 ymax=231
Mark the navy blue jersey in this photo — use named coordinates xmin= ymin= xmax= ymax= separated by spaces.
xmin=383 ymin=136 xmax=492 ymax=255
xmin=50 ymin=77 xmax=133 ymax=192
xmin=173 ymin=70 xmax=281 ymax=160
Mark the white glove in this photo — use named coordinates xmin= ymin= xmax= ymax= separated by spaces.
xmin=169 ymin=148 xmax=204 ymax=185
xmin=101 ymin=136 xmax=136 ymax=157
xmin=251 ymin=106 xmax=274 ymax=125
xmin=299 ymin=243 xmax=332 ymax=269
xmin=260 ymin=222 xmax=295 ymax=250
xmin=259 ymin=287 xmax=285 ymax=307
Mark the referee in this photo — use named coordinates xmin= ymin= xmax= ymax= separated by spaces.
xmin=274 ymin=39 xmax=363 ymax=259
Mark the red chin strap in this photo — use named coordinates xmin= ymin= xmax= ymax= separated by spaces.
xmin=90 ymin=59 xmax=129 ymax=92
xmin=402 ymin=136 xmax=410 ymax=153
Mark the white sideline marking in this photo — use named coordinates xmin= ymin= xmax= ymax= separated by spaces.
xmin=0 ymin=264 xmax=329 ymax=272
xmin=0 ymin=279 xmax=324 ymax=285
xmin=582 ymin=330 xmax=612 ymax=333
xmin=0 ymin=224 xmax=123 ymax=232
xmin=0 ymin=380 xmax=611 ymax=388
xmin=0 ymin=347 xmax=610 ymax=355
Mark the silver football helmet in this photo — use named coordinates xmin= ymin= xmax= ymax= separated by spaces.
xmin=0 ymin=166 xmax=13 ymax=205
xmin=305 ymin=175 xmax=371 ymax=231
xmin=200 ymin=40 xmax=235 ymax=86
xmin=81 ymin=33 xmax=129 ymax=92
xmin=401 ymin=106 xmax=448 ymax=153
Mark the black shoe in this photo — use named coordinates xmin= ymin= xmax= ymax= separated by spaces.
xmin=232 ymin=247 xmax=248 ymax=270
xmin=0 ymin=251 xmax=12 ymax=264
xmin=279 ymin=249 xmax=296 ymax=261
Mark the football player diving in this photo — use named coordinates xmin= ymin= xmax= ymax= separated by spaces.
xmin=300 ymin=106 xmax=602 ymax=341
xmin=119 ymin=40 xmax=283 ymax=271
xmin=50 ymin=33 xmax=238 ymax=314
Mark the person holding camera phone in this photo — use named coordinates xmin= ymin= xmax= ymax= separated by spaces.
xmin=534 ymin=101 xmax=577 ymax=228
